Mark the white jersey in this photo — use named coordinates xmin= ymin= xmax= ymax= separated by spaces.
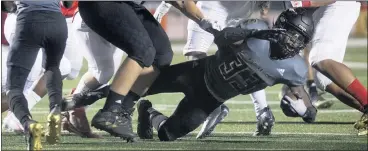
xmin=183 ymin=1 xmax=266 ymax=54
xmin=198 ymin=1 xmax=264 ymax=27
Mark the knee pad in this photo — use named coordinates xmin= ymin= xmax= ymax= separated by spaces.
xmin=314 ymin=71 xmax=333 ymax=91
xmin=153 ymin=50 xmax=173 ymax=69
xmin=129 ymin=47 xmax=156 ymax=68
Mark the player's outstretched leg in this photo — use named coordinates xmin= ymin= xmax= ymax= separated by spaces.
xmin=196 ymin=104 xmax=229 ymax=139
xmin=250 ymin=89 xmax=274 ymax=136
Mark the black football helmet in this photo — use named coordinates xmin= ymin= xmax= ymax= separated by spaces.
xmin=270 ymin=8 xmax=315 ymax=60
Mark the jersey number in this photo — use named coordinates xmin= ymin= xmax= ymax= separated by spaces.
xmin=219 ymin=54 xmax=260 ymax=93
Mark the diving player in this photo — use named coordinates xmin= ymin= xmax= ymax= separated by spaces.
xmin=61 ymin=8 xmax=317 ymax=141
xmin=153 ymin=1 xmax=275 ymax=138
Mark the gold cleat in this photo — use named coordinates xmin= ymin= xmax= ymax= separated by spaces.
xmin=354 ymin=113 xmax=368 ymax=136
xmin=357 ymin=129 xmax=368 ymax=136
xmin=26 ymin=122 xmax=43 ymax=151
xmin=45 ymin=106 xmax=62 ymax=144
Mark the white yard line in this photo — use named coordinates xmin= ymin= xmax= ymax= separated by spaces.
xmin=60 ymin=130 xmax=356 ymax=136
xmin=31 ymin=107 xmax=359 ymax=114
xmin=343 ymin=62 xmax=367 ymax=69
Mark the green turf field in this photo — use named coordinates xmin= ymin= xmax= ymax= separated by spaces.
xmin=1 ymin=47 xmax=367 ymax=150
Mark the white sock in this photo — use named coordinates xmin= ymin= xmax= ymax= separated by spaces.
xmin=25 ymin=90 xmax=42 ymax=111
xmin=250 ymin=89 xmax=268 ymax=117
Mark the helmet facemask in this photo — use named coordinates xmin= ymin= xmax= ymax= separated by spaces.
xmin=269 ymin=28 xmax=306 ymax=60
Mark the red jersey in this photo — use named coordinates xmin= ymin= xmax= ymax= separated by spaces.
xmin=1 ymin=12 xmax=9 ymax=46
xmin=60 ymin=1 xmax=79 ymax=18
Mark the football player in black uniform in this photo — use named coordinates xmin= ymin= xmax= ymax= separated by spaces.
xmin=63 ymin=8 xmax=317 ymax=141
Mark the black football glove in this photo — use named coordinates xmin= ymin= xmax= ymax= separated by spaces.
xmin=214 ymin=27 xmax=287 ymax=46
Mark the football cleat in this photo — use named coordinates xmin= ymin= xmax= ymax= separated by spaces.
xmin=313 ymin=99 xmax=334 ymax=109
xmin=62 ymin=86 xmax=109 ymax=111
xmin=61 ymin=109 xmax=102 ymax=138
xmin=91 ymin=106 xmax=137 ymax=142
xmin=354 ymin=111 xmax=368 ymax=136
xmin=253 ymin=107 xmax=275 ymax=136
xmin=196 ymin=104 xmax=229 ymax=139
xmin=45 ymin=105 xmax=62 ymax=144
xmin=25 ymin=121 xmax=43 ymax=151
xmin=2 ymin=111 xmax=24 ymax=134
xmin=137 ymin=100 xmax=153 ymax=139
xmin=61 ymin=88 xmax=102 ymax=138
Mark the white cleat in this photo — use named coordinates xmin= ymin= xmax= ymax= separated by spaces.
xmin=196 ymin=104 xmax=229 ymax=139
xmin=2 ymin=111 xmax=24 ymax=134
xmin=313 ymin=99 xmax=334 ymax=109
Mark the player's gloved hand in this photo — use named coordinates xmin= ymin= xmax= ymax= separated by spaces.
xmin=214 ymin=27 xmax=287 ymax=46
xmin=153 ymin=1 xmax=172 ymax=23
xmin=199 ymin=18 xmax=222 ymax=35
xmin=249 ymin=28 xmax=287 ymax=43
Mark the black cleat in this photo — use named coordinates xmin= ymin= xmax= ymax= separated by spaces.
xmin=137 ymin=100 xmax=153 ymax=139
xmin=253 ymin=107 xmax=275 ymax=136
xmin=91 ymin=106 xmax=136 ymax=142
xmin=62 ymin=85 xmax=110 ymax=111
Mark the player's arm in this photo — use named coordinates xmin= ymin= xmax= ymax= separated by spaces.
xmin=290 ymin=0 xmax=336 ymax=8
xmin=166 ymin=1 xmax=222 ymax=34
xmin=214 ymin=27 xmax=287 ymax=47
xmin=166 ymin=1 xmax=204 ymax=24
xmin=154 ymin=1 xmax=172 ymax=23
xmin=280 ymin=85 xmax=317 ymax=123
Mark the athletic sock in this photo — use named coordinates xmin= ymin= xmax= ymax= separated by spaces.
xmin=307 ymin=80 xmax=318 ymax=92
xmin=250 ymin=90 xmax=268 ymax=117
xmin=346 ymin=79 xmax=367 ymax=107
xmin=148 ymin=107 xmax=167 ymax=131
xmin=102 ymin=90 xmax=125 ymax=112
xmin=122 ymin=91 xmax=140 ymax=109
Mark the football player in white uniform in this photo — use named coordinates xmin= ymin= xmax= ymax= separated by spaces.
xmin=303 ymin=1 xmax=367 ymax=135
xmin=61 ymin=9 xmax=124 ymax=138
